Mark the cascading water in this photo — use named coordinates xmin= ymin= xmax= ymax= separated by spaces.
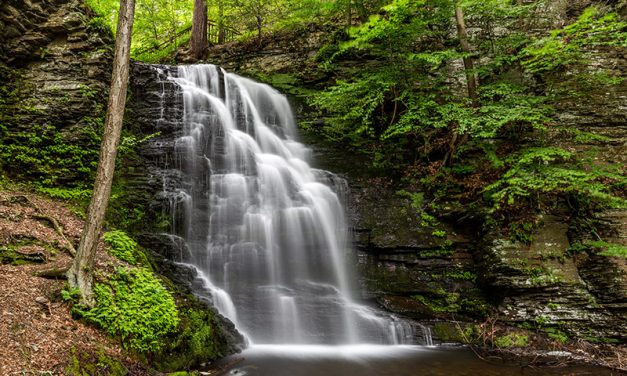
xmin=163 ymin=64 xmax=413 ymax=345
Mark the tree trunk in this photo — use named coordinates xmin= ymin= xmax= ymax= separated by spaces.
xmin=66 ymin=0 xmax=135 ymax=307
xmin=346 ymin=0 xmax=352 ymax=26
xmin=443 ymin=3 xmax=478 ymax=166
xmin=355 ymin=0 xmax=368 ymax=23
xmin=455 ymin=3 xmax=478 ymax=106
xmin=218 ymin=1 xmax=225 ymax=44
xmin=191 ymin=0 xmax=208 ymax=60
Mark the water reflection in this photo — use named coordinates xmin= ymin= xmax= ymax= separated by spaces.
xmin=222 ymin=345 xmax=613 ymax=376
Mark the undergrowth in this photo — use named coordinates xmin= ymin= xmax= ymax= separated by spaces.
xmin=77 ymin=267 xmax=180 ymax=353
xmin=103 ymin=230 xmax=143 ymax=265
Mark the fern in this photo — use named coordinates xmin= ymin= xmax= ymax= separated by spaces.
xmin=80 ymin=267 xmax=179 ymax=353
xmin=485 ymin=147 xmax=626 ymax=209
xmin=103 ymin=230 xmax=139 ymax=265
xmin=524 ymin=7 xmax=627 ymax=74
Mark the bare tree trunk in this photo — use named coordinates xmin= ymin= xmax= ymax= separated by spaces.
xmin=191 ymin=0 xmax=208 ymax=60
xmin=443 ymin=3 xmax=478 ymax=166
xmin=346 ymin=0 xmax=352 ymax=26
xmin=355 ymin=0 xmax=367 ymax=23
xmin=455 ymin=2 xmax=478 ymax=106
xmin=218 ymin=1 xmax=225 ymax=44
xmin=66 ymin=0 xmax=135 ymax=307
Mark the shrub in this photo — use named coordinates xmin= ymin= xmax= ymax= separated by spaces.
xmin=103 ymin=230 xmax=139 ymax=265
xmin=80 ymin=267 xmax=179 ymax=353
xmin=494 ymin=333 xmax=529 ymax=348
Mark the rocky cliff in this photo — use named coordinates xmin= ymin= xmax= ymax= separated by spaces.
xmin=1 ymin=0 xmax=624 ymax=348
xmin=0 ymin=0 xmax=113 ymax=185
xmin=204 ymin=0 xmax=627 ymax=343
xmin=0 ymin=0 xmax=245 ymax=368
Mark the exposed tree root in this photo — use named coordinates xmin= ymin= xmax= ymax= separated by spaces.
xmin=13 ymin=248 xmax=47 ymax=263
xmin=7 ymin=194 xmax=77 ymax=257
xmin=34 ymin=266 xmax=70 ymax=279
xmin=32 ymin=214 xmax=77 ymax=257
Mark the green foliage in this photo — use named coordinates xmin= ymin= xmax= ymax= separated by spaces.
xmin=508 ymin=221 xmax=534 ymax=244
xmin=36 ymin=187 xmax=92 ymax=201
xmin=103 ymin=230 xmax=140 ymax=265
xmin=585 ymin=241 xmax=627 ymax=258
xmin=494 ymin=333 xmax=529 ymax=348
xmin=84 ymin=0 xmax=367 ymax=63
xmin=0 ymin=123 xmax=101 ymax=187
xmin=66 ymin=348 xmax=128 ymax=376
xmin=305 ymin=0 xmax=624 ymax=243
xmin=484 ymin=147 xmax=626 ymax=210
xmin=310 ymin=71 xmax=396 ymax=143
xmin=431 ymin=229 xmax=446 ymax=238
xmin=524 ymin=7 xmax=627 ymax=74
xmin=156 ymin=306 xmax=226 ymax=370
xmin=309 ymin=0 xmax=554 ymax=172
xmin=543 ymin=327 xmax=569 ymax=344
xmin=62 ymin=287 xmax=82 ymax=303
xmin=84 ymin=0 xmax=193 ymax=62
xmin=79 ymin=267 xmax=179 ymax=353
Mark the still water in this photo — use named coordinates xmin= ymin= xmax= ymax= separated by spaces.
xmin=221 ymin=345 xmax=615 ymax=376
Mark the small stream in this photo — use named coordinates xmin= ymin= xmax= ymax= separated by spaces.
xmin=221 ymin=345 xmax=613 ymax=376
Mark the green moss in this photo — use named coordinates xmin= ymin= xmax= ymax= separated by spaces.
xmin=36 ymin=186 xmax=92 ymax=202
xmin=543 ymin=327 xmax=569 ymax=343
xmin=0 ymin=237 xmax=51 ymax=265
xmin=103 ymin=230 xmax=141 ymax=265
xmin=583 ymin=336 xmax=620 ymax=344
xmin=154 ymin=299 xmax=233 ymax=371
xmin=77 ymin=267 xmax=180 ymax=353
xmin=0 ymin=124 xmax=101 ymax=187
xmin=547 ymin=302 xmax=559 ymax=310
xmin=433 ymin=322 xmax=465 ymax=342
xmin=569 ymin=240 xmax=627 ymax=258
xmin=65 ymin=348 xmax=127 ymax=376
xmin=445 ymin=270 xmax=477 ymax=282
xmin=494 ymin=333 xmax=529 ymax=348
xmin=590 ymin=241 xmax=627 ymax=258
xmin=413 ymin=293 xmax=460 ymax=313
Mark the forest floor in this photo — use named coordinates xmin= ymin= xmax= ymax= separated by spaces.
xmin=0 ymin=188 xmax=624 ymax=375
xmin=0 ymin=190 xmax=148 ymax=375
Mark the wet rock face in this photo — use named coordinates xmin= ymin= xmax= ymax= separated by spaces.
xmin=138 ymin=232 xmax=246 ymax=357
xmin=202 ymin=5 xmax=627 ymax=342
xmin=338 ymin=176 xmax=488 ymax=321
xmin=128 ymin=62 xmax=187 ymax=235
xmin=0 ymin=0 xmax=113 ymax=113
xmin=129 ymin=62 xmax=246 ymax=353
xmin=0 ymin=0 xmax=113 ymax=184
xmin=480 ymin=218 xmax=626 ymax=341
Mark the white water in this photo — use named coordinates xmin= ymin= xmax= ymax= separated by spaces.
xmin=163 ymin=64 xmax=414 ymax=345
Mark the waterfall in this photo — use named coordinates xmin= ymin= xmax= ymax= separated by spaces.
xmin=161 ymin=64 xmax=413 ymax=345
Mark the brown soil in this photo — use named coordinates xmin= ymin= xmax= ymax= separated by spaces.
xmin=0 ymin=190 xmax=148 ymax=375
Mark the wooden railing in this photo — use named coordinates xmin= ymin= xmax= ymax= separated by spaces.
xmin=134 ymin=25 xmax=192 ymax=57
xmin=208 ymin=20 xmax=241 ymax=45
xmin=134 ymin=20 xmax=241 ymax=57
